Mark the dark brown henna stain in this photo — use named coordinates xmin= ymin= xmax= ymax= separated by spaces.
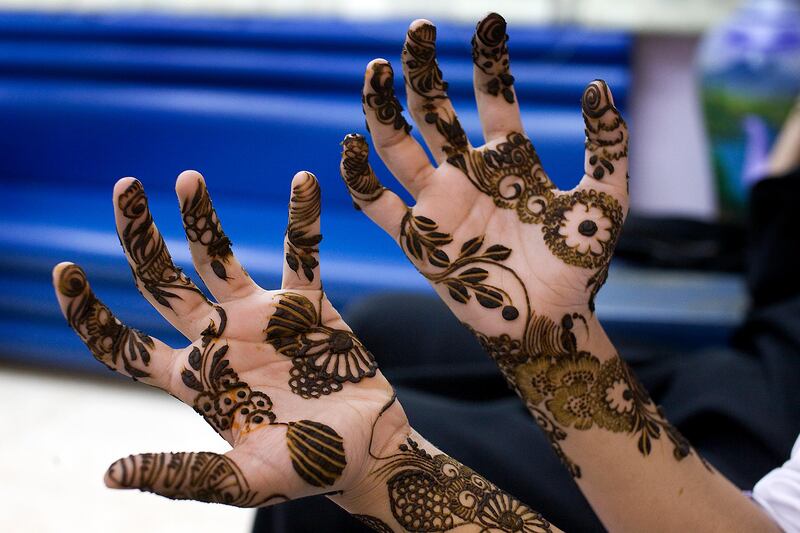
xmin=182 ymin=179 xmax=234 ymax=281
xmin=353 ymin=515 xmax=394 ymax=533
xmin=400 ymin=213 xmax=520 ymax=321
xmin=363 ymin=62 xmax=412 ymax=134
xmin=107 ymin=452 xmax=259 ymax=506
xmin=340 ymin=134 xmax=385 ymax=206
xmin=285 ymin=419 xmax=346 ymax=487
xmin=182 ymin=306 xmax=276 ymax=434
xmin=373 ymin=438 xmax=553 ymax=532
xmin=118 ymin=180 xmax=207 ymax=309
xmin=582 ymin=81 xmax=628 ymax=180
xmin=59 ymin=264 xmax=153 ymax=379
xmin=472 ymin=13 xmax=515 ymax=104
xmin=264 ymin=292 xmax=378 ymax=398
xmin=285 ymin=172 xmax=322 ymax=282
xmin=403 ymin=23 xmax=468 ymax=156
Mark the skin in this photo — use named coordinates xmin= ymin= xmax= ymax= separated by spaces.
xmin=53 ymin=171 xmax=561 ymax=532
xmin=340 ymin=13 xmax=781 ymax=533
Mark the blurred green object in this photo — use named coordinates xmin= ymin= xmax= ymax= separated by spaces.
xmin=698 ymin=0 xmax=800 ymax=219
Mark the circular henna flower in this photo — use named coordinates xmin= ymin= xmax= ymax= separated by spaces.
xmin=544 ymin=355 xmax=600 ymax=429
xmin=591 ymin=357 xmax=636 ymax=432
xmin=478 ymin=492 xmax=552 ymax=532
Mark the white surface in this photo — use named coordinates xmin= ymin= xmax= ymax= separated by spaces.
xmin=0 ymin=0 xmax=740 ymax=32
xmin=629 ymin=34 xmax=717 ymax=219
xmin=754 ymin=434 xmax=800 ymax=533
xmin=0 ymin=366 xmax=254 ymax=533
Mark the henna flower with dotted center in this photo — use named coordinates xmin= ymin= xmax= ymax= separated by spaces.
xmin=559 ymin=203 xmax=613 ymax=256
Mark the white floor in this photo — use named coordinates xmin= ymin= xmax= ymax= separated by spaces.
xmin=0 ymin=365 xmax=254 ymax=533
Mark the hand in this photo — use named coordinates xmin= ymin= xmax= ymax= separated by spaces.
xmin=339 ymin=14 xmax=694 ymax=478
xmin=52 ymin=171 xmax=409 ymax=507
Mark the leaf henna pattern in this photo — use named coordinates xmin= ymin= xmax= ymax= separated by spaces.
xmin=363 ymin=62 xmax=412 ymax=134
xmin=264 ymin=292 xmax=378 ymax=399
xmin=372 ymin=437 xmax=552 ymax=532
xmin=58 ymin=264 xmax=153 ymax=378
xmin=107 ymin=452 xmax=260 ymax=506
xmin=182 ymin=179 xmax=234 ymax=281
xmin=285 ymin=172 xmax=322 ymax=282
xmin=118 ymin=180 xmax=207 ymax=309
xmin=403 ymin=23 xmax=468 ymax=156
xmin=286 ymin=420 xmax=347 ymax=487
xmin=472 ymin=13 xmax=515 ymax=104
xmin=182 ymin=306 xmax=276 ymax=435
xmin=340 ymin=134 xmax=385 ymax=205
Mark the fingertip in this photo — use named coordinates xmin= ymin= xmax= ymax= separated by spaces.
xmin=366 ymin=57 xmax=390 ymax=73
xmin=113 ymin=176 xmax=140 ymax=198
xmin=175 ymin=169 xmax=205 ymax=201
xmin=291 ymin=170 xmax=317 ymax=189
xmin=53 ymin=262 xmax=88 ymax=301
xmin=104 ymin=459 xmax=125 ymax=489
xmin=408 ymin=18 xmax=435 ymax=33
xmin=582 ymin=79 xmax=616 ymax=112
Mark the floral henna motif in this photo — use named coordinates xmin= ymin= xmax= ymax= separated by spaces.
xmin=373 ymin=438 xmax=552 ymax=532
xmin=59 ymin=264 xmax=153 ymax=379
xmin=472 ymin=13 xmax=515 ymax=104
xmin=182 ymin=179 xmax=234 ymax=281
xmin=472 ymin=311 xmax=695 ymax=478
xmin=363 ymin=62 xmax=412 ymax=134
xmin=107 ymin=452 xmax=260 ymax=506
xmin=340 ymin=134 xmax=385 ymax=205
xmin=181 ymin=306 xmax=276 ymax=435
xmin=582 ymin=81 xmax=628 ymax=181
xmin=264 ymin=292 xmax=378 ymax=398
xmin=403 ymin=23 xmax=468 ymax=156
xmin=118 ymin=180 xmax=207 ymax=309
xmin=285 ymin=172 xmax=322 ymax=282
xmin=447 ymin=132 xmax=555 ymax=224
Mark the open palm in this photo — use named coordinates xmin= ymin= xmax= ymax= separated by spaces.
xmin=53 ymin=171 xmax=406 ymax=507
xmin=341 ymin=14 xmax=629 ymax=354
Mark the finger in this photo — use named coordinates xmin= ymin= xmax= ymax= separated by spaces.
xmin=472 ymin=12 xmax=525 ymax=142
xmin=402 ymin=19 xmax=470 ymax=163
xmin=176 ymin=170 xmax=260 ymax=301
xmin=114 ymin=177 xmax=213 ymax=339
xmin=53 ymin=262 xmax=175 ymax=389
xmin=105 ymin=450 xmax=276 ymax=507
xmin=362 ymin=58 xmax=435 ymax=198
xmin=340 ymin=134 xmax=409 ymax=241
xmin=579 ymin=80 xmax=630 ymax=206
xmin=282 ymin=171 xmax=322 ymax=290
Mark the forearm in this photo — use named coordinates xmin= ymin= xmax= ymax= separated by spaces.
xmin=334 ymin=428 xmax=563 ymax=533
xmin=490 ymin=311 xmax=778 ymax=532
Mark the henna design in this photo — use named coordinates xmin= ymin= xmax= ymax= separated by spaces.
xmin=403 ymin=22 xmax=468 ymax=156
xmin=341 ymin=134 xmax=385 ymax=205
xmin=399 ymin=215 xmax=520 ymax=321
xmin=59 ymin=264 xmax=153 ymax=379
xmin=285 ymin=419 xmax=347 ymax=487
xmin=472 ymin=13 xmax=515 ymax=104
xmin=354 ymin=514 xmax=394 ymax=533
xmin=471 ymin=311 xmax=697 ymax=477
xmin=182 ymin=306 xmax=276 ymax=434
xmin=264 ymin=292 xmax=378 ymax=398
xmin=582 ymin=82 xmax=628 ymax=180
xmin=107 ymin=452 xmax=260 ymax=506
xmin=447 ymin=133 xmax=555 ymax=224
xmin=285 ymin=173 xmax=322 ymax=282
xmin=373 ymin=438 xmax=552 ymax=532
xmin=364 ymin=62 xmax=412 ymax=134
xmin=182 ymin=179 xmax=233 ymax=281
xmin=118 ymin=180 xmax=206 ymax=309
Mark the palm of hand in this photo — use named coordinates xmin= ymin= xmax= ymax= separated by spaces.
xmin=53 ymin=171 xmax=402 ymax=507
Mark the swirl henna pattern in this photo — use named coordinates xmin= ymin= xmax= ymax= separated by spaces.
xmin=472 ymin=13 xmax=515 ymax=104
xmin=284 ymin=173 xmax=322 ymax=282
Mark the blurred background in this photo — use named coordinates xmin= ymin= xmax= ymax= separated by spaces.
xmin=0 ymin=0 xmax=798 ymax=531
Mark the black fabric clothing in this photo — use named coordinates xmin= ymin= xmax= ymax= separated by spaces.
xmin=253 ymin=171 xmax=800 ymax=532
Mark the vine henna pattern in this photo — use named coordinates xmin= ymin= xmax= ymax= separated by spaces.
xmin=118 ymin=180 xmax=208 ymax=309
xmin=181 ymin=179 xmax=234 ymax=281
xmin=472 ymin=13 xmax=515 ymax=104
xmin=367 ymin=398 xmax=552 ymax=533
xmin=264 ymin=292 xmax=378 ymax=399
xmin=285 ymin=172 xmax=322 ymax=282
xmin=58 ymin=264 xmax=153 ymax=379
xmin=364 ymin=62 xmax=412 ymax=134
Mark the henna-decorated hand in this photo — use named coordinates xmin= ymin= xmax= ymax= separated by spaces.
xmin=52 ymin=171 xmax=410 ymax=508
xmin=340 ymin=14 xmax=699 ymax=479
